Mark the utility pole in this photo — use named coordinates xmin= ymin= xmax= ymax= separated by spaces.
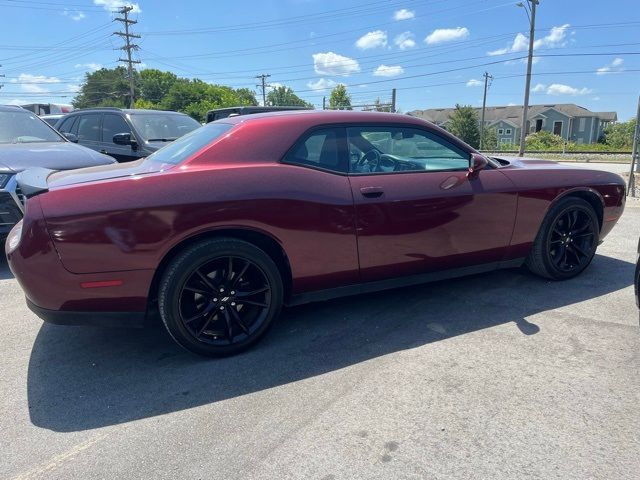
xmin=628 ymin=95 xmax=640 ymax=196
xmin=115 ymin=5 xmax=140 ymax=108
xmin=391 ymin=88 xmax=397 ymax=113
xmin=517 ymin=0 xmax=539 ymax=157
xmin=255 ymin=74 xmax=271 ymax=106
xmin=479 ymin=72 xmax=493 ymax=150
xmin=322 ymin=96 xmax=326 ymax=110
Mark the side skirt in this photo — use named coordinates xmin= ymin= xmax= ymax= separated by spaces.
xmin=286 ymin=258 xmax=525 ymax=307
xmin=27 ymin=299 xmax=146 ymax=328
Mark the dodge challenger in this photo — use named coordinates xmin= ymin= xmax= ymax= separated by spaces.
xmin=6 ymin=111 xmax=626 ymax=356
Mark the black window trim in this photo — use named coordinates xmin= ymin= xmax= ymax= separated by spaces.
xmin=280 ymin=124 xmax=350 ymax=175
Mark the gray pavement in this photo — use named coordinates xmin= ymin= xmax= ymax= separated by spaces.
xmin=1 ymin=203 xmax=639 ymax=480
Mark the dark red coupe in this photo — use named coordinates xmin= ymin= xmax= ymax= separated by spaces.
xmin=6 ymin=111 xmax=625 ymax=356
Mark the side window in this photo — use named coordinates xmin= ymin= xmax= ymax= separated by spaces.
xmin=347 ymin=126 xmax=469 ymax=174
xmin=76 ymin=114 xmax=101 ymax=141
xmin=57 ymin=116 xmax=76 ymax=134
xmin=284 ymin=128 xmax=346 ymax=173
xmin=102 ymin=114 xmax=131 ymax=143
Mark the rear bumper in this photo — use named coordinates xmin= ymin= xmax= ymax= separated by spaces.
xmin=27 ymin=299 xmax=145 ymax=328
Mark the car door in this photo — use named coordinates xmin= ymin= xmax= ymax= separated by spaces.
xmin=346 ymin=124 xmax=518 ymax=283
xmin=101 ymin=113 xmax=139 ymax=162
xmin=75 ymin=113 xmax=103 ymax=153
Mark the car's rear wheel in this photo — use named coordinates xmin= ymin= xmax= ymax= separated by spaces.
xmin=526 ymin=197 xmax=599 ymax=280
xmin=158 ymin=238 xmax=283 ymax=357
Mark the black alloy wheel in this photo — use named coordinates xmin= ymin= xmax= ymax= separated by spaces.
xmin=547 ymin=208 xmax=596 ymax=273
xmin=526 ymin=197 xmax=599 ymax=280
xmin=159 ymin=238 xmax=283 ymax=357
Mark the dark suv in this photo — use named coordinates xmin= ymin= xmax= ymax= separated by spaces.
xmin=55 ymin=108 xmax=201 ymax=162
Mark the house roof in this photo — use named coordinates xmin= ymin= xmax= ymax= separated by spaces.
xmin=408 ymin=103 xmax=618 ymax=126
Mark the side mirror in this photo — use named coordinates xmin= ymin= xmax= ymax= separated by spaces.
xmin=468 ymin=153 xmax=488 ymax=178
xmin=113 ymin=132 xmax=137 ymax=148
xmin=63 ymin=132 xmax=78 ymax=143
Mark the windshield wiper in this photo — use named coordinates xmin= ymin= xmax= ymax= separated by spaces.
xmin=146 ymin=137 xmax=177 ymax=142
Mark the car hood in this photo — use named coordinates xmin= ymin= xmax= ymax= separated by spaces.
xmin=47 ymin=158 xmax=169 ymax=189
xmin=0 ymin=142 xmax=115 ymax=173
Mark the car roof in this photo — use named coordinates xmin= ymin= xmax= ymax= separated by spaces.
xmin=219 ymin=109 xmax=425 ymax=126
xmin=63 ymin=108 xmax=188 ymax=115
xmin=0 ymin=105 xmax=28 ymax=113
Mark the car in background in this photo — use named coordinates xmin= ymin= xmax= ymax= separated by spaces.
xmin=636 ymin=238 xmax=639 ymax=314
xmin=40 ymin=114 xmax=65 ymax=127
xmin=7 ymin=110 xmax=625 ymax=357
xmin=0 ymin=105 xmax=115 ymax=240
xmin=55 ymin=108 xmax=201 ymax=162
xmin=206 ymin=105 xmax=310 ymax=123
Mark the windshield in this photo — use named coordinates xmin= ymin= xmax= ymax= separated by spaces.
xmin=0 ymin=110 xmax=64 ymax=144
xmin=129 ymin=113 xmax=201 ymax=142
xmin=143 ymin=122 xmax=233 ymax=167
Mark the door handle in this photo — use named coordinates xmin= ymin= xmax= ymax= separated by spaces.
xmin=360 ymin=186 xmax=384 ymax=198
xmin=100 ymin=149 xmax=108 ymax=154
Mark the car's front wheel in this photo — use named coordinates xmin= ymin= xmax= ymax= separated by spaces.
xmin=158 ymin=238 xmax=283 ymax=357
xmin=526 ymin=197 xmax=599 ymax=280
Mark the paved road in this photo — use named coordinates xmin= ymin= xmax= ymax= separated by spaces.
xmin=1 ymin=204 xmax=639 ymax=480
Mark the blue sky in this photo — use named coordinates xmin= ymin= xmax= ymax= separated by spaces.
xmin=0 ymin=0 xmax=638 ymax=120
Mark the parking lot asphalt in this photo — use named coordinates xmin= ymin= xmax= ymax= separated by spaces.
xmin=1 ymin=201 xmax=638 ymax=480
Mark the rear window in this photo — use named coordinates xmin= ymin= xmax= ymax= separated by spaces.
xmin=142 ymin=122 xmax=233 ymax=167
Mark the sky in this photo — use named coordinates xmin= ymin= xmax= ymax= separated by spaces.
xmin=0 ymin=0 xmax=638 ymax=120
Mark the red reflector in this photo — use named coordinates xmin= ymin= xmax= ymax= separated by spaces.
xmin=80 ymin=280 xmax=123 ymax=289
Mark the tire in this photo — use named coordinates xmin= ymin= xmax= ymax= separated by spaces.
xmin=158 ymin=237 xmax=283 ymax=357
xmin=526 ymin=196 xmax=599 ymax=280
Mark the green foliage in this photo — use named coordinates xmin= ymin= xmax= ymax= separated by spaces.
xmin=139 ymin=69 xmax=178 ymax=104
xmin=480 ymin=127 xmax=497 ymax=150
xmin=329 ymin=84 xmax=352 ymax=110
xmin=72 ymin=67 xmax=264 ymax=122
xmin=448 ymin=104 xmax=480 ymax=148
xmin=72 ymin=66 xmax=134 ymax=109
xmin=525 ymin=130 xmax=564 ymax=150
xmin=267 ymin=86 xmax=312 ymax=108
xmin=372 ymin=98 xmax=392 ymax=112
xmin=601 ymin=118 xmax=637 ymax=149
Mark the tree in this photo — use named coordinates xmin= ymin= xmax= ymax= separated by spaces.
xmin=72 ymin=66 xmax=134 ymax=108
xmin=525 ymin=130 xmax=564 ymax=150
xmin=329 ymin=84 xmax=352 ymax=110
xmin=448 ymin=104 xmax=480 ymax=148
xmin=266 ymin=86 xmax=312 ymax=108
xmin=139 ymin=69 xmax=178 ymax=105
xmin=601 ymin=118 xmax=637 ymax=149
xmin=235 ymin=88 xmax=259 ymax=106
xmin=481 ymin=127 xmax=498 ymax=151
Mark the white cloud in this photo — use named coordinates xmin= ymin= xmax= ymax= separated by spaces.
xmin=313 ymin=52 xmax=360 ymax=76
xmin=10 ymin=73 xmax=61 ymax=94
xmin=63 ymin=9 xmax=85 ymax=21
xmin=75 ymin=63 xmax=102 ymax=71
xmin=534 ymin=24 xmax=570 ymax=49
xmin=355 ymin=30 xmax=387 ymax=50
xmin=394 ymin=31 xmax=416 ymax=50
xmin=592 ymin=96 xmax=601 ymax=101
xmin=532 ymin=83 xmax=546 ymax=93
xmin=306 ymin=78 xmax=337 ymax=91
xmin=393 ymin=8 xmax=415 ymax=21
xmin=425 ymin=27 xmax=469 ymax=45
xmin=596 ymin=57 xmax=624 ymax=75
xmin=373 ymin=64 xmax=404 ymax=77
xmin=93 ymin=0 xmax=141 ymax=13
xmin=546 ymin=83 xmax=592 ymax=96
xmin=488 ymin=24 xmax=570 ymax=56
xmin=466 ymin=78 xmax=482 ymax=87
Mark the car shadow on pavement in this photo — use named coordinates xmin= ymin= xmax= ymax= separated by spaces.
xmin=0 ymin=257 xmax=14 ymax=280
xmin=27 ymin=254 xmax=634 ymax=432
